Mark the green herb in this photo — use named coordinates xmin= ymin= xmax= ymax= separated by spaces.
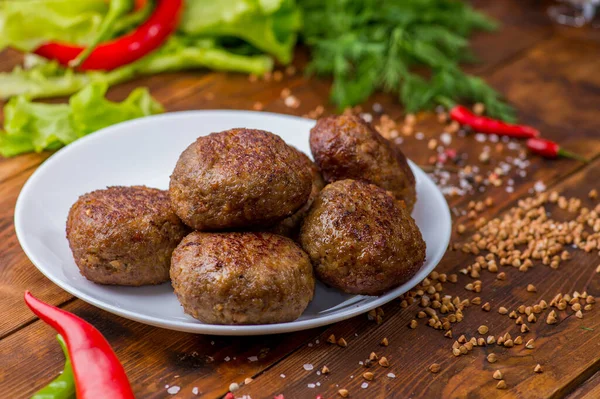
xmin=299 ymin=0 xmax=515 ymax=121
xmin=0 ymin=82 xmax=163 ymax=157
xmin=581 ymin=326 xmax=594 ymax=331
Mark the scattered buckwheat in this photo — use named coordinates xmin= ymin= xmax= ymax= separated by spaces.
xmin=525 ymin=339 xmax=535 ymax=349
xmin=429 ymin=363 xmax=441 ymax=373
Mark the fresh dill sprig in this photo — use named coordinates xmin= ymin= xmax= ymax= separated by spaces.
xmin=299 ymin=0 xmax=515 ymax=121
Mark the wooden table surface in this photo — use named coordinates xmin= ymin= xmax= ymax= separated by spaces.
xmin=2 ymin=1 xmax=600 ymax=398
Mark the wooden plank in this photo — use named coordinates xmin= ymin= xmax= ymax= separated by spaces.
xmin=488 ymin=35 xmax=600 ymax=149
xmin=0 ymin=299 xmax=322 ymax=398
xmin=237 ymin=158 xmax=600 ymax=399
xmin=0 ymin=168 xmax=72 ymax=338
xmin=0 ymin=153 xmax=49 ymax=184
xmin=567 ymin=371 xmax=600 ymax=399
xmin=468 ymin=0 xmax=554 ymax=74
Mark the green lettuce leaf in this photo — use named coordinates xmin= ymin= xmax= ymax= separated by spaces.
xmin=0 ymin=0 xmax=109 ymax=52
xmin=180 ymin=0 xmax=301 ymax=64
xmin=0 ymin=37 xmax=274 ymax=100
xmin=0 ymin=82 xmax=163 ymax=157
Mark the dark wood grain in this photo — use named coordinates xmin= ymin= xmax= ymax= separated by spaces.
xmin=567 ymin=371 xmax=600 ymax=399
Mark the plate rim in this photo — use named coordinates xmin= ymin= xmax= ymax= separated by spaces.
xmin=14 ymin=110 xmax=451 ymax=336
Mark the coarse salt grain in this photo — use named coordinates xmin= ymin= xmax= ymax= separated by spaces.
xmin=248 ymin=356 xmax=258 ymax=362
xmin=167 ymin=386 xmax=181 ymax=394
xmin=372 ymin=103 xmax=383 ymax=113
xmin=415 ymin=132 xmax=425 ymax=140
xmin=361 ymin=113 xmax=373 ymax=123
xmin=316 ymin=371 xmax=321 ymax=376
xmin=361 ymin=382 xmax=369 ymax=389
xmin=317 ymin=382 xmax=321 ymax=387
xmin=534 ymin=181 xmax=546 ymax=192
xmin=307 ymin=383 xmax=316 ymax=389
xmin=507 ymin=141 xmax=520 ymax=150
xmin=280 ymin=374 xmax=286 ymax=378
xmin=308 ymin=343 xmax=313 ymax=347
xmin=387 ymin=373 xmax=396 ymax=378
xmin=303 ymin=364 xmax=314 ymax=371
xmin=440 ymin=132 xmax=452 ymax=145
xmin=210 ymin=341 xmax=215 ymax=345
xmin=192 ymin=387 xmax=199 ymax=395
xmin=475 ymin=133 xmax=487 ymax=143
xmin=224 ymin=356 xmax=231 ymax=362
xmin=284 ymin=95 xmax=299 ymax=108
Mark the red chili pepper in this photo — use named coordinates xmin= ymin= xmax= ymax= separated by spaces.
xmin=24 ymin=291 xmax=135 ymax=399
xmin=449 ymin=105 xmax=540 ymax=139
xmin=34 ymin=0 xmax=182 ymax=71
xmin=526 ymin=138 xmax=588 ymax=162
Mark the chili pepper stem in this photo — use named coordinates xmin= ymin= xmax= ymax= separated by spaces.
xmin=558 ymin=148 xmax=589 ymax=163
xmin=70 ymin=0 xmax=134 ymax=68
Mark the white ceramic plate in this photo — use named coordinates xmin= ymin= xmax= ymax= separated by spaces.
xmin=15 ymin=110 xmax=451 ymax=336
